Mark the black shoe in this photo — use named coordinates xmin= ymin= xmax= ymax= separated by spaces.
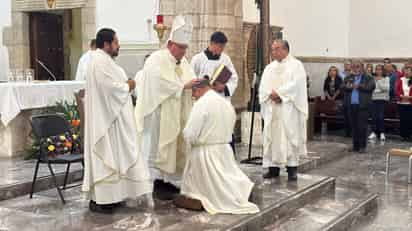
xmin=263 ymin=167 xmax=280 ymax=179
xmin=287 ymin=166 xmax=298 ymax=181
xmin=153 ymin=179 xmax=180 ymax=201
xmin=358 ymin=148 xmax=367 ymax=154
xmin=154 ymin=179 xmax=180 ymax=194
xmin=112 ymin=201 xmax=127 ymax=208
xmin=163 ymin=181 xmax=180 ymax=194
xmin=89 ymin=200 xmax=115 ymax=214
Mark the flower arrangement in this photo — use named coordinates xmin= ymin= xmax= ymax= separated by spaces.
xmin=24 ymin=100 xmax=82 ymax=160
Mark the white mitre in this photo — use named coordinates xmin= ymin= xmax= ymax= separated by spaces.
xmin=168 ymin=15 xmax=193 ymax=45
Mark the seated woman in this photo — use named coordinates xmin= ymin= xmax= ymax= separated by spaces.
xmin=368 ymin=65 xmax=390 ymax=141
xmin=323 ymin=66 xmax=343 ymax=102
xmin=396 ymin=66 xmax=412 ymax=140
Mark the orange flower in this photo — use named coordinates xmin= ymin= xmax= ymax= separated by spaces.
xmin=71 ymin=120 xmax=80 ymax=127
xmin=64 ymin=141 xmax=72 ymax=148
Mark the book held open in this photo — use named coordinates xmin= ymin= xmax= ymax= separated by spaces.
xmin=210 ymin=64 xmax=232 ymax=85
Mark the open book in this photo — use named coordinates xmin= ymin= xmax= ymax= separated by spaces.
xmin=210 ymin=64 xmax=232 ymax=85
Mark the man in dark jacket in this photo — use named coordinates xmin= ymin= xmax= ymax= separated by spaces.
xmin=342 ymin=60 xmax=375 ymax=153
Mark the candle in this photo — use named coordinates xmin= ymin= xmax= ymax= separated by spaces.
xmin=155 ymin=0 xmax=160 ymax=15
xmin=157 ymin=15 xmax=164 ymax=24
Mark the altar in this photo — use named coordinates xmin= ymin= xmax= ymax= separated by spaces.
xmin=0 ymin=81 xmax=85 ymax=158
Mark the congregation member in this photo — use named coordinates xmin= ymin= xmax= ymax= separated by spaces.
xmin=340 ymin=60 xmax=352 ymax=79
xmin=259 ymin=40 xmax=308 ymax=181
xmin=396 ymin=66 xmax=412 ymax=141
xmin=174 ymin=78 xmax=259 ymax=215
xmin=134 ymin=15 xmax=199 ymax=199
xmin=400 ymin=60 xmax=412 ymax=77
xmin=341 ymin=60 xmax=353 ymax=136
xmin=343 ymin=60 xmax=375 ymax=153
xmin=385 ymin=63 xmax=399 ymax=101
xmin=83 ymin=28 xmax=151 ymax=214
xmin=191 ymin=31 xmax=239 ymax=153
xmin=323 ymin=66 xmax=343 ymax=102
xmin=75 ymin=39 xmax=96 ymax=81
xmin=368 ymin=64 xmax=389 ymax=141
xmin=393 ymin=64 xmax=403 ymax=79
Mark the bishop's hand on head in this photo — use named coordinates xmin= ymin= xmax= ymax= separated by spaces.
xmin=184 ymin=79 xmax=201 ymax=89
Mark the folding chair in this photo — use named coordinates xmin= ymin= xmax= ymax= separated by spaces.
xmin=386 ymin=148 xmax=412 ymax=184
xmin=29 ymin=114 xmax=84 ymax=204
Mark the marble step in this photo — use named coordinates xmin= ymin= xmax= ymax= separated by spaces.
xmin=226 ymin=175 xmax=336 ymax=230
xmin=0 ymin=161 xmax=83 ymax=201
xmin=0 ymin=140 xmax=348 ymax=201
xmin=263 ymin=187 xmax=378 ymax=231
xmin=0 ymin=174 xmax=335 ymax=231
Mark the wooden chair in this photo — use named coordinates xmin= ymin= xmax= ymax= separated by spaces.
xmin=386 ymin=148 xmax=412 ymax=184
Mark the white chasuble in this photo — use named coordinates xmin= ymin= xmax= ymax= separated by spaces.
xmin=82 ymin=49 xmax=151 ymax=204
xmin=259 ymin=55 xmax=308 ymax=168
xmin=134 ymin=49 xmax=195 ymax=183
xmin=181 ymin=90 xmax=259 ymax=215
xmin=75 ymin=50 xmax=92 ymax=81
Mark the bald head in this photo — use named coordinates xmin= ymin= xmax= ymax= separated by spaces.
xmin=272 ymin=39 xmax=290 ymax=62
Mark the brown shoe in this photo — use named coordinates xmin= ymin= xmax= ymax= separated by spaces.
xmin=173 ymin=195 xmax=203 ymax=211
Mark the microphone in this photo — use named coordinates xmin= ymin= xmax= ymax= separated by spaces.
xmin=35 ymin=59 xmax=57 ymax=81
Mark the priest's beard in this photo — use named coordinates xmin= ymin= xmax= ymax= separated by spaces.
xmin=108 ymin=45 xmax=119 ymax=58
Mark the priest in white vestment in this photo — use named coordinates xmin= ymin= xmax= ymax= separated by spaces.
xmin=75 ymin=39 xmax=96 ymax=81
xmin=83 ymin=28 xmax=151 ymax=214
xmin=259 ymin=40 xmax=308 ymax=181
xmin=191 ymin=31 xmax=239 ymax=153
xmin=134 ymin=15 xmax=199 ymax=200
xmin=173 ymin=78 xmax=259 ymax=215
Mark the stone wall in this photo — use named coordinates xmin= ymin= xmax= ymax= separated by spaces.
xmin=159 ymin=0 xmax=246 ymax=108
xmin=3 ymin=0 xmax=96 ymax=75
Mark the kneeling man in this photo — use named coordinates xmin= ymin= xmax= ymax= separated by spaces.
xmin=174 ymin=78 xmax=260 ymax=215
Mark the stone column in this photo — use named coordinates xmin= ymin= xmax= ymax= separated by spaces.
xmin=3 ymin=1 xmax=30 ymax=69
xmin=80 ymin=0 xmax=96 ymax=52
xmin=159 ymin=0 xmax=246 ymax=109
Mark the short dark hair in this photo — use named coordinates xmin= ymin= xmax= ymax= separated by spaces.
xmin=192 ymin=77 xmax=210 ymax=90
xmin=96 ymin=28 xmax=116 ymax=49
xmin=90 ymin=39 xmax=96 ymax=48
xmin=210 ymin=31 xmax=228 ymax=44
xmin=383 ymin=58 xmax=391 ymax=63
